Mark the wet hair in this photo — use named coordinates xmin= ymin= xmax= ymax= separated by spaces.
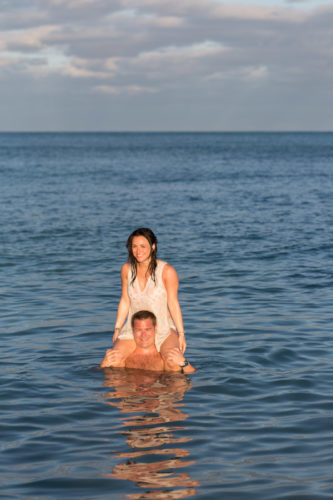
xmin=126 ymin=228 xmax=158 ymax=286
xmin=131 ymin=310 xmax=157 ymax=328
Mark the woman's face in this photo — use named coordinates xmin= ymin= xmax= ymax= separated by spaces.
xmin=131 ymin=236 xmax=153 ymax=264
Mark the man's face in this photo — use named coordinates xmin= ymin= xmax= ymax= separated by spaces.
xmin=133 ymin=318 xmax=156 ymax=349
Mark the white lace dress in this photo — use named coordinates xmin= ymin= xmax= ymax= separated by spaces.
xmin=117 ymin=260 xmax=175 ymax=351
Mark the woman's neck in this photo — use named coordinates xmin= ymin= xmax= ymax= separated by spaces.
xmin=136 ymin=259 xmax=151 ymax=274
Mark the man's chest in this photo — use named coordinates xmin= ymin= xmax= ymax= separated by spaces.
xmin=125 ymin=353 xmax=164 ymax=371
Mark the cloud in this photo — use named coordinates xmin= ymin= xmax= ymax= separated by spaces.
xmin=206 ymin=64 xmax=269 ymax=83
xmin=61 ymin=58 xmax=110 ymax=78
xmin=122 ymin=0 xmax=306 ymax=21
xmin=0 ymin=0 xmax=333 ymax=130
xmin=1 ymin=25 xmax=59 ymax=52
xmin=130 ymin=41 xmax=228 ymax=80
xmin=94 ymin=84 xmax=157 ymax=95
xmin=49 ymin=0 xmax=97 ymax=6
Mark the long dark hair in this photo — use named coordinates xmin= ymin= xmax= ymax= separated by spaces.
xmin=126 ymin=228 xmax=158 ymax=285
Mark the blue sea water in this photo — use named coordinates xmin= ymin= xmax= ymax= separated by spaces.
xmin=1 ymin=132 xmax=333 ymax=499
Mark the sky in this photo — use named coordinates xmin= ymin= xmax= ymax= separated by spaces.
xmin=1 ymin=0 xmax=333 ymax=131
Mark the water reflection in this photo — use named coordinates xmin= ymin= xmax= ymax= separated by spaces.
xmin=102 ymin=368 xmax=199 ymax=499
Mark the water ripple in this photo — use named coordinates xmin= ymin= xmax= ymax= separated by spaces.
xmin=2 ymin=133 xmax=333 ymax=499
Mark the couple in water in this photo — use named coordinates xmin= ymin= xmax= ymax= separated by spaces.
xmin=101 ymin=228 xmax=195 ymax=373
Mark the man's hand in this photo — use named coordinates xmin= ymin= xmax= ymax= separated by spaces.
xmin=166 ymin=347 xmax=186 ymax=367
xmin=100 ymin=348 xmax=125 ymax=368
xmin=165 ymin=347 xmax=196 ymax=374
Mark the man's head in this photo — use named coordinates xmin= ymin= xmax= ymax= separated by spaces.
xmin=131 ymin=310 xmax=157 ymax=349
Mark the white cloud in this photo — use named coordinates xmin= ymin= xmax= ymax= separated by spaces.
xmin=61 ymin=58 xmax=110 ymax=78
xmin=0 ymin=54 xmax=21 ymax=68
xmin=121 ymin=0 xmax=306 ymax=19
xmin=206 ymin=64 xmax=269 ymax=82
xmin=246 ymin=65 xmax=269 ymax=80
xmin=93 ymin=84 xmax=157 ymax=94
xmin=211 ymin=3 xmax=306 ymax=20
xmin=134 ymin=41 xmax=227 ymax=68
xmin=139 ymin=15 xmax=185 ymax=27
xmin=1 ymin=25 xmax=59 ymax=52
xmin=49 ymin=0 xmax=98 ymax=7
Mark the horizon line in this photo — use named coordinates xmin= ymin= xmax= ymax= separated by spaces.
xmin=0 ymin=130 xmax=332 ymax=134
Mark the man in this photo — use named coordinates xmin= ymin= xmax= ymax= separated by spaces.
xmin=100 ymin=310 xmax=195 ymax=373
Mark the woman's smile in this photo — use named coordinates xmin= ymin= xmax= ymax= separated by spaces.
xmin=132 ymin=236 xmax=152 ymax=263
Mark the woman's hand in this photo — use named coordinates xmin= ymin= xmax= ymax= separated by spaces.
xmin=113 ymin=328 xmax=120 ymax=344
xmin=178 ymin=334 xmax=187 ymax=354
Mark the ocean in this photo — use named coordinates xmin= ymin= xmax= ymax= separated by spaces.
xmin=1 ymin=132 xmax=333 ymax=499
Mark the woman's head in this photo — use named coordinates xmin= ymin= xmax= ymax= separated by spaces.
xmin=126 ymin=228 xmax=158 ymax=283
xmin=127 ymin=228 xmax=157 ymax=260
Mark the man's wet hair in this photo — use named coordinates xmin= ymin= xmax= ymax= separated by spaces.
xmin=131 ymin=310 xmax=157 ymax=328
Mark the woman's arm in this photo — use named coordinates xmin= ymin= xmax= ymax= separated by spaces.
xmin=163 ymin=264 xmax=187 ymax=353
xmin=113 ymin=263 xmax=130 ymax=343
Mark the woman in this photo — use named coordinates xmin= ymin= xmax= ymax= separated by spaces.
xmin=108 ymin=228 xmax=186 ymax=370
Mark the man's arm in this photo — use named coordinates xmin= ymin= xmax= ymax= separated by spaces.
xmin=180 ymin=359 xmax=196 ymax=374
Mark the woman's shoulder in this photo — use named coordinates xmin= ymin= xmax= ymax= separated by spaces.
xmin=158 ymin=259 xmax=174 ymax=268
xmin=160 ymin=261 xmax=178 ymax=279
xmin=157 ymin=259 xmax=171 ymax=271
xmin=121 ymin=262 xmax=130 ymax=276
